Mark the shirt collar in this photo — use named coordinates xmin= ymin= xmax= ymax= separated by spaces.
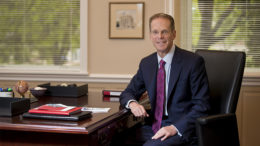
xmin=157 ymin=45 xmax=175 ymax=65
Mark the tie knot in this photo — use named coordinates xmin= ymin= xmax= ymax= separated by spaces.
xmin=159 ymin=60 xmax=166 ymax=68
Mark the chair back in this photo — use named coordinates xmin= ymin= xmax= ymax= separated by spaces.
xmin=195 ymin=50 xmax=245 ymax=115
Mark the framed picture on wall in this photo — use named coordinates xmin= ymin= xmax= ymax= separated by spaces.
xmin=109 ymin=2 xmax=144 ymax=39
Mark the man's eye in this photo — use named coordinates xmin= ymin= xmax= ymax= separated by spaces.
xmin=152 ymin=31 xmax=158 ymax=35
xmin=162 ymin=30 xmax=169 ymax=35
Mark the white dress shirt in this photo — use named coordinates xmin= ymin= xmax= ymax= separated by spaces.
xmin=157 ymin=45 xmax=175 ymax=116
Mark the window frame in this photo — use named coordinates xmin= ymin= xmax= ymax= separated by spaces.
xmin=0 ymin=0 xmax=88 ymax=81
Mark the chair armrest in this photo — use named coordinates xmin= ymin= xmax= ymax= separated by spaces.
xmin=196 ymin=113 xmax=240 ymax=146
xmin=197 ymin=113 xmax=236 ymax=125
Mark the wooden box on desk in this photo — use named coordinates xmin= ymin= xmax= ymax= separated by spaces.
xmin=0 ymin=97 xmax=30 ymax=116
xmin=39 ymin=83 xmax=88 ymax=98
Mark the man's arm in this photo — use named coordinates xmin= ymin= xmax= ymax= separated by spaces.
xmin=120 ymin=61 xmax=148 ymax=117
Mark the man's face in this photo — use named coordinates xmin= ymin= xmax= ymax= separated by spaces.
xmin=150 ymin=18 xmax=176 ymax=57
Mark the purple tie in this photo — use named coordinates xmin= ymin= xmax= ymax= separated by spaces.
xmin=152 ymin=60 xmax=166 ymax=134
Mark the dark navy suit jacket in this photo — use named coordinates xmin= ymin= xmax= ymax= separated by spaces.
xmin=120 ymin=46 xmax=210 ymax=143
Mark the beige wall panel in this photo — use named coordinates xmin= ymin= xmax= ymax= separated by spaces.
xmin=88 ymin=0 xmax=177 ymax=75
xmin=237 ymin=86 xmax=260 ymax=146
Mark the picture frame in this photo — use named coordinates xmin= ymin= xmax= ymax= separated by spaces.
xmin=109 ymin=2 xmax=144 ymax=39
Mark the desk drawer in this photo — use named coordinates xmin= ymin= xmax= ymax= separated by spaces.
xmin=97 ymin=119 xmax=126 ymax=146
xmin=98 ymin=122 xmax=118 ymax=145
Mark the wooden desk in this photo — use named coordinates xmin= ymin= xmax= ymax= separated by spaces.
xmin=0 ymin=89 xmax=137 ymax=146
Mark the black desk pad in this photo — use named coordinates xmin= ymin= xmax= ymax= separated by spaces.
xmin=22 ymin=111 xmax=92 ymax=121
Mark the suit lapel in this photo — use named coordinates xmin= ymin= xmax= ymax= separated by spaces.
xmin=167 ymin=47 xmax=182 ymax=99
xmin=147 ymin=54 xmax=158 ymax=111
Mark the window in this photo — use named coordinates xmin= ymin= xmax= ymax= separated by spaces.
xmin=0 ymin=0 xmax=87 ymax=76
xmin=191 ymin=0 xmax=260 ymax=73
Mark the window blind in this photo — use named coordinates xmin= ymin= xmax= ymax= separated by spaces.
xmin=192 ymin=0 xmax=260 ymax=69
xmin=0 ymin=0 xmax=80 ymax=71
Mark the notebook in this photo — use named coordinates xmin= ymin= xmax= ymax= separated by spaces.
xmin=28 ymin=104 xmax=82 ymax=116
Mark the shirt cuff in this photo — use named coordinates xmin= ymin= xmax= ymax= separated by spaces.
xmin=171 ymin=125 xmax=182 ymax=137
xmin=125 ymin=100 xmax=137 ymax=109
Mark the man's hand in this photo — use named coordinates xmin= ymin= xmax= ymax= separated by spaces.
xmin=151 ymin=125 xmax=177 ymax=141
xmin=129 ymin=101 xmax=149 ymax=118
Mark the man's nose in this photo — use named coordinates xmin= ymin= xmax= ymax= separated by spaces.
xmin=158 ymin=32 xmax=163 ymax=38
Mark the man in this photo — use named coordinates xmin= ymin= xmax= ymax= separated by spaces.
xmin=120 ymin=13 xmax=210 ymax=145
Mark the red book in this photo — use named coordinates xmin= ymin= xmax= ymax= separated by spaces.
xmin=29 ymin=104 xmax=82 ymax=116
xmin=102 ymin=90 xmax=122 ymax=97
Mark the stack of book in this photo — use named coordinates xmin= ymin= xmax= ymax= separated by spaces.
xmin=23 ymin=104 xmax=92 ymax=121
